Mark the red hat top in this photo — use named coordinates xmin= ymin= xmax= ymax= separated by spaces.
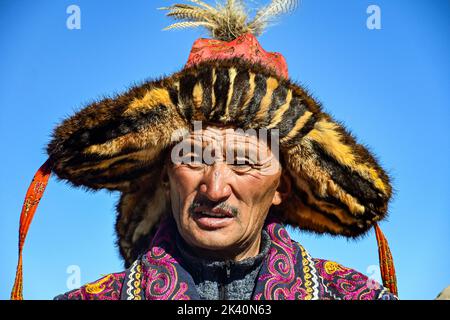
xmin=186 ymin=33 xmax=289 ymax=78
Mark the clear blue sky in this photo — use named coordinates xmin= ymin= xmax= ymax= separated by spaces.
xmin=0 ymin=0 xmax=448 ymax=300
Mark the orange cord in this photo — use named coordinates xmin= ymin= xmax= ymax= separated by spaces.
xmin=374 ymin=223 xmax=398 ymax=296
xmin=11 ymin=159 xmax=52 ymax=300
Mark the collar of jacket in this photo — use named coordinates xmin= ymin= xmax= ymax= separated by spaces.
xmin=174 ymin=228 xmax=271 ymax=281
xmin=120 ymin=214 xmax=321 ymax=300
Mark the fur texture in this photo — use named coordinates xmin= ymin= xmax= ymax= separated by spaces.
xmin=47 ymin=58 xmax=392 ymax=266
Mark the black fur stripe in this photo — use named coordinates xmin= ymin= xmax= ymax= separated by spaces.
xmin=282 ymin=113 xmax=317 ymax=148
xmin=69 ymin=157 xmax=163 ymax=186
xmin=278 ymin=95 xmax=311 ymax=139
xmin=197 ymin=67 xmax=214 ymax=118
xmin=168 ymin=86 xmax=179 ymax=110
xmin=61 ymin=147 xmax=159 ymax=171
xmin=293 ymin=185 xmax=368 ymax=235
xmin=320 ymin=193 xmax=379 ymax=222
xmin=55 ymin=146 xmax=145 ymax=169
xmin=227 ymin=69 xmax=250 ymax=122
xmin=292 ymin=177 xmax=370 ymax=226
xmin=265 ymin=82 xmax=289 ymax=126
xmin=61 ymin=104 xmax=168 ymax=153
xmin=210 ymin=67 xmax=230 ymax=122
xmin=179 ymin=73 xmax=199 ymax=121
xmin=310 ymin=140 xmax=386 ymax=208
xmin=242 ymin=73 xmax=268 ymax=128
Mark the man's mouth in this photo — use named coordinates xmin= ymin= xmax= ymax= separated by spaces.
xmin=193 ymin=206 xmax=234 ymax=218
xmin=191 ymin=204 xmax=237 ymax=229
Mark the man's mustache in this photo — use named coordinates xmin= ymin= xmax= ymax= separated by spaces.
xmin=189 ymin=199 xmax=239 ymax=218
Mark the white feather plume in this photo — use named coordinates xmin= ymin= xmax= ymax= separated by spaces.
xmin=160 ymin=0 xmax=299 ymax=41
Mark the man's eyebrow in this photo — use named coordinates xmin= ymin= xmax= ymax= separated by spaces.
xmin=227 ymin=145 xmax=275 ymax=163
xmin=227 ymin=138 xmax=271 ymax=151
xmin=183 ymin=135 xmax=272 ymax=154
xmin=183 ymin=137 xmax=210 ymax=148
xmin=226 ymin=144 xmax=257 ymax=155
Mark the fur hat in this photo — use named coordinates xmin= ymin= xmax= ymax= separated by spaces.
xmin=11 ymin=0 xmax=397 ymax=299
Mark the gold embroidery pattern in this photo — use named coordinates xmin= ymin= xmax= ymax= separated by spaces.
xmin=300 ymin=246 xmax=313 ymax=300
xmin=126 ymin=260 xmax=142 ymax=300
xmin=324 ymin=261 xmax=344 ymax=275
xmin=84 ymin=275 xmax=113 ymax=295
xmin=300 ymin=245 xmax=320 ymax=300
xmin=133 ymin=265 xmax=142 ymax=300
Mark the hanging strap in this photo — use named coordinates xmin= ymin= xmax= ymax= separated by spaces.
xmin=374 ymin=223 xmax=398 ymax=296
xmin=11 ymin=159 xmax=52 ymax=300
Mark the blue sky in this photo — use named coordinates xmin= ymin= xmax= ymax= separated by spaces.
xmin=0 ymin=0 xmax=448 ymax=300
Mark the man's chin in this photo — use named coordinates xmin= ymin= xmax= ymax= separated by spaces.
xmin=188 ymin=228 xmax=238 ymax=250
xmin=191 ymin=239 xmax=237 ymax=255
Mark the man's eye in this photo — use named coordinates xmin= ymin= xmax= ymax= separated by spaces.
xmin=230 ymin=159 xmax=261 ymax=172
xmin=181 ymin=154 xmax=204 ymax=167
xmin=184 ymin=162 xmax=205 ymax=170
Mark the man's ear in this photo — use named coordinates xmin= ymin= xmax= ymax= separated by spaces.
xmin=272 ymin=172 xmax=292 ymax=206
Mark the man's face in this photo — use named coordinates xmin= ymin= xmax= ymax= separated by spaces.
xmin=166 ymin=126 xmax=283 ymax=260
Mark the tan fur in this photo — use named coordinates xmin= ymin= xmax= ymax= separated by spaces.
xmin=268 ymin=89 xmax=292 ymax=128
xmin=255 ymin=77 xmax=279 ymax=122
xmin=307 ymin=120 xmax=356 ymax=166
xmin=124 ymin=88 xmax=175 ymax=115
xmin=287 ymin=142 xmax=366 ymax=216
xmin=83 ymin=129 xmax=169 ymax=157
xmin=327 ymin=179 xmax=366 ymax=215
xmin=283 ymin=197 xmax=346 ymax=234
xmin=291 ymin=173 xmax=363 ymax=226
xmin=192 ymin=82 xmax=204 ymax=109
xmin=222 ymin=67 xmax=238 ymax=122
xmin=281 ymin=111 xmax=313 ymax=144
xmin=71 ymin=148 xmax=163 ymax=175
xmin=307 ymin=119 xmax=388 ymax=194
xmin=131 ymin=185 xmax=167 ymax=244
xmin=237 ymin=72 xmax=256 ymax=122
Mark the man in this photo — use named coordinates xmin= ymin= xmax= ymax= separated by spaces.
xmin=11 ymin=0 xmax=398 ymax=300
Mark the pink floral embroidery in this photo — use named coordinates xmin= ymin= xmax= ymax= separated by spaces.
xmin=143 ymin=219 xmax=190 ymax=300
xmin=314 ymin=259 xmax=383 ymax=300
xmin=258 ymin=218 xmax=307 ymax=300
xmin=67 ymin=273 xmax=125 ymax=300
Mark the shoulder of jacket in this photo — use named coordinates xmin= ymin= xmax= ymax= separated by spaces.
xmin=54 ymin=272 xmax=126 ymax=300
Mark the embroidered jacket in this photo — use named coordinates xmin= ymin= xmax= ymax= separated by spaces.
xmin=55 ymin=217 xmax=397 ymax=300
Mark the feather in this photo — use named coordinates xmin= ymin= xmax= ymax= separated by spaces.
xmin=163 ymin=21 xmax=215 ymax=31
xmin=255 ymin=0 xmax=298 ymax=20
xmin=166 ymin=8 xmax=213 ymax=22
xmin=188 ymin=0 xmax=220 ymax=13
xmin=249 ymin=0 xmax=299 ymax=34
xmin=160 ymin=0 xmax=298 ymax=41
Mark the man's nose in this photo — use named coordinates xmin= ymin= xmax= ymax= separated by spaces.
xmin=199 ymin=163 xmax=232 ymax=202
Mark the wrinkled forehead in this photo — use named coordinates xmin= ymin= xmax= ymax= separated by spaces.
xmin=186 ymin=125 xmax=277 ymax=151
xmin=169 ymin=124 xmax=282 ymax=170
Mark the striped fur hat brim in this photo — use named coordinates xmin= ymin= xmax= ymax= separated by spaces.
xmin=47 ymin=58 xmax=392 ymax=265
